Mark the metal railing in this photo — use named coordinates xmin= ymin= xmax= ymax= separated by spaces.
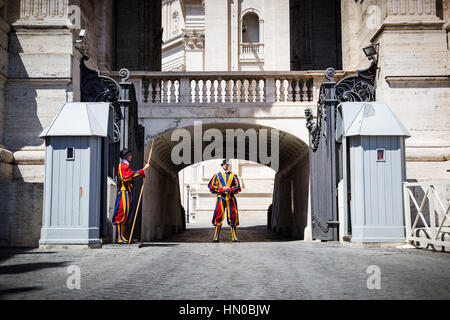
xmin=403 ymin=181 xmax=450 ymax=249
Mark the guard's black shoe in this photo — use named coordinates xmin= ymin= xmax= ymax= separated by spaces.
xmin=212 ymin=239 xmax=220 ymax=243
xmin=232 ymin=240 xmax=240 ymax=243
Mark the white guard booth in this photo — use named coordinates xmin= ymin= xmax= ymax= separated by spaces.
xmin=39 ymin=102 xmax=114 ymax=247
xmin=337 ymin=102 xmax=411 ymax=243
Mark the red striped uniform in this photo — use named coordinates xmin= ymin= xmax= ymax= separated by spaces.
xmin=208 ymin=171 xmax=242 ymax=242
xmin=112 ymin=161 xmax=145 ymax=243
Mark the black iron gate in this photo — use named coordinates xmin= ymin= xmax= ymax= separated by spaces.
xmin=306 ymin=63 xmax=377 ymax=241
xmin=80 ymin=55 xmax=145 ymax=238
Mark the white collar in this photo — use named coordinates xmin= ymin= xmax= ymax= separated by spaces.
xmin=123 ymin=159 xmax=130 ymax=166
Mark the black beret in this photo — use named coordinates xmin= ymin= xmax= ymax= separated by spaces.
xmin=120 ymin=148 xmax=132 ymax=159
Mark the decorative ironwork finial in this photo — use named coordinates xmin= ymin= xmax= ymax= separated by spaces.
xmin=324 ymin=68 xmax=336 ymax=82
xmin=119 ymin=68 xmax=131 ymax=84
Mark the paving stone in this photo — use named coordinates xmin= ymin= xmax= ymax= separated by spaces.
xmin=0 ymin=225 xmax=449 ymax=300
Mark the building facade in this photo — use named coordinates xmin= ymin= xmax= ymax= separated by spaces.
xmin=0 ymin=0 xmax=449 ymax=246
xmin=162 ymin=0 xmax=287 ymax=221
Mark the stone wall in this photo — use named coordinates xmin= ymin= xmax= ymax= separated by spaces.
xmin=0 ymin=0 xmax=112 ymax=247
xmin=0 ymin=181 xmax=43 ymax=247
xmin=340 ymin=0 xmax=383 ymax=72
xmin=340 ymin=0 xmax=450 ymax=207
xmin=0 ymin=5 xmax=11 ymax=184
xmin=271 ymin=155 xmax=309 ymax=239
xmin=373 ymin=0 xmax=450 ymax=191
xmin=141 ymin=159 xmax=184 ymax=241
xmin=1 ymin=1 xmax=72 ymax=247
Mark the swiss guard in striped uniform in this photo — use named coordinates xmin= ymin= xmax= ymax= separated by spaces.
xmin=208 ymin=159 xmax=242 ymax=242
xmin=112 ymin=149 xmax=150 ymax=244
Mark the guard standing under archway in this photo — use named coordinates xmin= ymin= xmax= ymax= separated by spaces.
xmin=208 ymin=160 xmax=242 ymax=243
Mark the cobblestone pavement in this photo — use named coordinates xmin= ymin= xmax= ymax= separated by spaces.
xmin=0 ymin=223 xmax=449 ymax=300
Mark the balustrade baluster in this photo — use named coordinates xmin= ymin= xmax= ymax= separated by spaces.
xmin=174 ymin=80 xmax=180 ymax=103
xmin=250 ymin=79 xmax=256 ymax=103
xmin=217 ymin=79 xmax=223 ymax=103
xmin=225 ymin=80 xmax=231 ymax=103
xmin=240 ymin=80 xmax=246 ymax=103
xmin=202 ymin=80 xmax=208 ymax=103
xmin=194 ymin=80 xmax=201 ymax=103
xmin=190 ymin=80 xmax=195 ymax=103
xmin=162 ymin=80 xmax=169 ymax=103
xmin=287 ymin=79 xmax=294 ymax=102
xmin=255 ymin=79 xmax=261 ymax=103
xmin=168 ymin=80 xmax=175 ymax=103
xmin=294 ymin=79 xmax=301 ymax=102
xmin=232 ymin=80 xmax=238 ymax=103
xmin=142 ymin=79 xmax=150 ymax=103
xmin=298 ymin=79 xmax=304 ymax=102
xmin=154 ymin=81 xmax=161 ymax=103
xmin=301 ymin=80 xmax=307 ymax=102
xmin=282 ymin=79 xmax=289 ymax=102
xmin=211 ymin=80 xmax=216 ymax=103
xmin=306 ymin=78 xmax=313 ymax=102
xmin=275 ymin=79 xmax=281 ymax=102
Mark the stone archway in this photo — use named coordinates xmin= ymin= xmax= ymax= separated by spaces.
xmin=139 ymin=121 xmax=310 ymax=242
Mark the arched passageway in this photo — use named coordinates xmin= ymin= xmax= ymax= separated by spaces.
xmin=139 ymin=122 xmax=310 ymax=242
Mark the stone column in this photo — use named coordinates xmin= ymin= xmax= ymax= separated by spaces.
xmin=204 ymin=0 xmax=229 ymax=71
xmin=230 ymin=0 xmax=239 ymax=71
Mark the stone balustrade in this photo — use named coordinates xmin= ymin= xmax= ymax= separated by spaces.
xmin=110 ymin=72 xmax=339 ymax=107
xmin=239 ymin=43 xmax=264 ymax=61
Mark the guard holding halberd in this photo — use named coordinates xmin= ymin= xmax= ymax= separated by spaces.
xmin=112 ymin=149 xmax=150 ymax=244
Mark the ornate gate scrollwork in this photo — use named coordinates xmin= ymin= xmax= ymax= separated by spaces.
xmin=80 ymin=55 xmax=133 ymax=179
xmin=335 ymin=61 xmax=377 ymax=102
xmin=312 ymin=215 xmax=330 ymax=233
xmin=306 ymin=62 xmax=377 ymax=151
xmin=80 ymin=55 xmax=131 ymax=143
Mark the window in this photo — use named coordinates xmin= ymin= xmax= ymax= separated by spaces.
xmin=242 ymin=12 xmax=260 ymax=43
xmin=376 ymin=149 xmax=385 ymax=162
xmin=67 ymin=148 xmax=75 ymax=161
